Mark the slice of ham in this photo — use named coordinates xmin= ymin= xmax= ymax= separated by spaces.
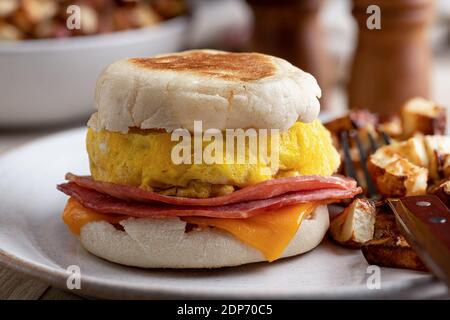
xmin=65 ymin=173 xmax=358 ymax=207
xmin=57 ymin=182 xmax=362 ymax=219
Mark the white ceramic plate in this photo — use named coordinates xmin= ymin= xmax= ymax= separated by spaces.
xmin=0 ymin=128 xmax=448 ymax=299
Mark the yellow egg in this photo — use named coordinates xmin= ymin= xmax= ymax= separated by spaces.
xmin=86 ymin=120 xmax=340 ymax=197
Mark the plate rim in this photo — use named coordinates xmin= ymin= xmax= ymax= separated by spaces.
xmin=0 ymin=244 xmax=437 ymax=300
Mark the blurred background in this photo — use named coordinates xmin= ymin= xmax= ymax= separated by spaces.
xmin=0 ymin=0 xmax=449 ymax=151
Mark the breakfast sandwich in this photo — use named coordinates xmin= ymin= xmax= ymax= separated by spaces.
xmin=57 ymin=50 xmax=361 ymax=268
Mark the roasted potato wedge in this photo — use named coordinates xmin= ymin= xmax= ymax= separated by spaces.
xmin=362 ymin=238 xmax=427 ymax=271
xmin=390 ymin=135 xmax=429 ymax=168
xmin=114 ymin=3 xmax=159 ymax=31
xmin=378 ymin=116 xmax=402 ymax=139
xmin=325 ymin=110 xmax=378 ymax=133
xmin=368 ymin=135 xmax=450 ymax=196
xmin=21 ymin=0 xmax=57 ymax=24
xmin=424 ymin=135 xmax=450 ymax=181
xmin=0 ymin=0 xmax=18 ymax=18
xmin=78 ymin=5 xmax=99 ymax=35
xmin=329 ymin=198 xmax=376 ymax=248
xmin=361 ymin=212 xmax=426 ymax=271
xmin=401 ymin=97 xmax=446 ymax=138
xmin=430 ymin=178 xmax=450 ymax=207
xmin=0 ymin=20 xmax=24 ymax=40
xmin=368 ymin=149 xmax=428 ymax=197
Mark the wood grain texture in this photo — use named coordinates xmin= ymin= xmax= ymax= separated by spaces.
xmin=0 ymin=266 xmax=49 ymax=300
xmin=0 ymin=266 xmax=86 ymax=300
xmin=40 ymin=287 xmax=83 ymax=300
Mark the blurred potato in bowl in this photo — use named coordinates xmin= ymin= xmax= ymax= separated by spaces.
xmin=0 ymin=0 xmax=20 ymax=18
xmin=0 ymin=0 xmax=186 ymax=40
xmin=0 ymin=0 xmax=187 ymax=127
xmin=0 ymin=16 xmax=187 ymax=127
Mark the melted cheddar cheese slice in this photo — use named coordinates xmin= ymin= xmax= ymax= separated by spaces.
xmin=183 ymin=203 xmax=317 ymax=261
xmin=62 ymin=198 xmax=317 ymax=262
xmin=62 ymin=198 xmax=125 ymax=235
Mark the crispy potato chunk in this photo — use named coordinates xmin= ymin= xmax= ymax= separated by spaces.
xmin=368 ymin=135 xmax=450 ymax=197
xmin=368 ymin=148 xmax=428 ymax=197
xmin=329 ymin=198 xmax=376 ymax=248
xmin=361 ymin=212 xmax=426 ymax=271
xmin=401 ymin=97 xmax=446 ymax=138
xmin=424 ymin=135 xmax=450 ymax=181
xmin=0 ymin=0 xmax=18 ymax=18
xmin=0 ymin=20 xmax=24 ymax=40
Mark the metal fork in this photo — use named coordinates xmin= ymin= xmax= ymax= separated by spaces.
xmin=339 ymin=129 xmax=391 ymax=199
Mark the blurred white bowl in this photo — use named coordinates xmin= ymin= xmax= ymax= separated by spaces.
xmin=0 ymin=17 xmax=188 ymax=127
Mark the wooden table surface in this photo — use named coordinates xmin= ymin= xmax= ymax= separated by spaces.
xmin=1 ymin=51 xmax=450 ymax=299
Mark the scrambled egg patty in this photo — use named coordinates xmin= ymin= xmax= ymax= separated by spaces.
xmin=86 ymin=120 xmax=340 ymax=197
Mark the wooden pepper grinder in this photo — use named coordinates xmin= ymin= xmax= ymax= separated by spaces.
xmin=247 ymin=0 xmax=332 ymax=110
xmin=348 ymin=0 xmax=435 ymax=119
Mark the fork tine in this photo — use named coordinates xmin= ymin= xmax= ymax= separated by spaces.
xmin=379 ymin=129 xmax=392 ymax=145
xmin=367 ymin=131 xmax=379 ymax=152
xmin=351 ymin=130 xmax=378 ymax=198
xmin=340 ymin=131 xmax=360 ymax=186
